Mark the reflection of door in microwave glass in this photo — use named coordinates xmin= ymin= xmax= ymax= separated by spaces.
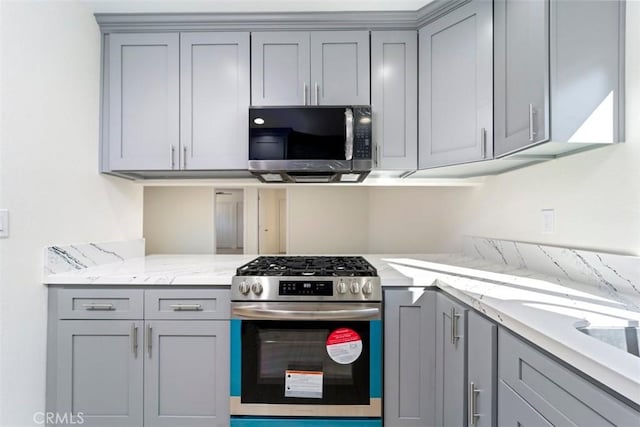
xmin=257 ymin=329 xmax=353 ymax=384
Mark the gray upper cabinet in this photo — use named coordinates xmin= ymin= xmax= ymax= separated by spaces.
xmin=467 ymin=310 xmax=497 ymax=427
xmin=435 ymin=293 xmax=468 ymax=427
xmin=108 ymin=33 xmax=180 ymax=171
xmin=371 ymin=31 xmax=418 ymax=170
xmin=105 ymin=31 xmax=249 ymax=172
xmin=493 ymin=0 xmax=549 ymax=157
xmin=383 ymin=288 xmax=436 ymax=427
xmin=180 ymin=32 xmax=250 ymax=170
xmin=251 ymin=32 xmax=310 ymax=106
xmin=310 ymin=31 xmax=370 ymax=105
xmin=56 ymin=320 xmax=144 ymax=427
xmin=419 ymin=0 xmax=493 ymax=169
xmin=494 ymin=0 xmax=625 ymax=157
xmin=144 ymin=320 xmax=229 ymax=427
xmin=251 ymin=31 xmax=369 ymax=106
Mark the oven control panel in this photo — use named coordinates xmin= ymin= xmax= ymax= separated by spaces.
xmin=279 ymin=281 xmax=333 ymax=296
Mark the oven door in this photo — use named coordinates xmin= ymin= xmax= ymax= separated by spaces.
xmin=230 ymin=302 xmax=381 ymax=418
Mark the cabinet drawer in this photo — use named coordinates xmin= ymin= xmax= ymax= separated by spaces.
xmin=498 ymin=328 xmax=640 ymax=426
xmin=58 ymin=289 xmax=143 ymax=319
xmin=145 ymin=289 xmax=230 ymax=319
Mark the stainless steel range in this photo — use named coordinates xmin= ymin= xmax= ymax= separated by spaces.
xmin=230 ymin=256 xmax=382 ymax=427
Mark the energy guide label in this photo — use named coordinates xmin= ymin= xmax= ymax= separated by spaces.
xmin=326 ymin=328 xmax=362 ymax=364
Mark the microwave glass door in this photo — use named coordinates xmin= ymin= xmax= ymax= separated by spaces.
xmin=241 ymin=320 xmax=370 ymax=405
xmin=249 ymin=108 xmax=347 ymax=161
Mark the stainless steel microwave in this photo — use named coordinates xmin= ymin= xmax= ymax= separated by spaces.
xmin=248 ymin=106 xmax=372 ymax=183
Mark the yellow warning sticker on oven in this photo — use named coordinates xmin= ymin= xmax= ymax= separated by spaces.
xmin=285 ymin=370 xmax=323 ymax=399
xmin=326 ymin=328 xmax=363 ymax=364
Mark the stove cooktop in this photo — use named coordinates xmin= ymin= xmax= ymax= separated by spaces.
xmin=236 ymin=256 xmax=378 ymax=277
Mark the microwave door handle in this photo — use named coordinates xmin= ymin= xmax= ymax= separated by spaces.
xmin=345 ymin=108 xmax=354 ymax=161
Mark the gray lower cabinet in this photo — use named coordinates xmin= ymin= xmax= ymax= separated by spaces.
xmin=418 ymin=0 xmax=493 ymax=169
xmin=497 ymin=381 xmax=552 ymax=427
xmin=48 ymin=287 xmax=231 ymax=427
xmin=494 ymin=0 xmax=625 ymax=157
xmin=435 ymin=293 xmax=468 ymax=427
xmin=55 ymin=320 xmax=144 ymax=427
xmin=467 ymin=310 xmax=497 ymax=427
xmin=107 ymin=33 xmax=180 ymax=171
xmin=251 ymin=31 xmax=370 ymax=106
xmin=383 ymin=288 xmax=436 ymax=427
xmin=103 ymin=31 xmax=250 ymax=173
xmin=144 ymin=320 xmax=229 ymax=427
xmin=498 ymin=328 xmax=640 ymax=426
xmin=371 ymin=31 xmax=418 ymax=171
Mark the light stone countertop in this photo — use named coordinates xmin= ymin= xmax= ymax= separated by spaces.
xmin=43 ymin=246 xmax=640 ymax=407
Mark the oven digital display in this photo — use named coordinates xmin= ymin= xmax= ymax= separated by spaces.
xmin=279 ymin=281 xmax=333 ymax=296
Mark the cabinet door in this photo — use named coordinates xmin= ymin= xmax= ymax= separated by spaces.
xmin=251 ymin=32 xmax=310 ymax=106
xmin=180 ymin=32 xmax=250 ymax=170
xmin=494 ymin=0 xmax=549 ymax=157
xmin=467 ymin=311 xmax=497 ymax=427
xmin=310 ymin=31 xmax=370 ymax=105
xmin=144 ymin=321 xmax=229 ymax=427
xmin=108 ymin=33 xmax=179 ymax=171
xmin=371 ymin=31 xmax=418 ymax=170
xmin=383 ymin=289 xmax=436 ymax=427
xmin=436 ymin=293 xmax=467 ymax=427
xmin=56 ymin=320 xmax=143 ymax=427
xmin=419 ymin=0 xmax=493 ymax=169
xmin=498 ymin=381 xmax=552 ymax=427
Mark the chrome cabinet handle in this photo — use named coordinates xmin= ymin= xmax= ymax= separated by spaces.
xmin=182 ymin=145 xmax=187 ymax=169
xmin=131 ymin=323 xmax=138 ymax=358
xmin=450 ymin=307 xmax=460 ymax=344
xmin=344 ymin=108 xmax=354 ymax=161
xmin=82 ymin=303 xmax=114 ymax=311
xmin=528 ymin=104 xmax=537 ymax=142
xmin=468 ymin=382 xmax=481 ymax=425
xmin=147 ymin=325 xmax=152 ymax=357
xmin=480 ymin=128 xmax=487 ymax=159
xmin=303 ymin=82 xmax=308 ymax=105
xmin=169 ymin=304 xmax=202 ymax=311
xmin=170 ymin=145 xmax=176 ymax=169
xmin=315 ymin=82 xmax=319 ymax=105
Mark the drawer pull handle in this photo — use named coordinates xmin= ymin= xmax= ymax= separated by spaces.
xmin=82 ymin=303 xmax=115 ymax=311
xmin=170 ymin=304 xmax=203 ymax=311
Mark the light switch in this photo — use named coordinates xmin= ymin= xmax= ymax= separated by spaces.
xmin=0 ymin=209 xmax=8 ymax=238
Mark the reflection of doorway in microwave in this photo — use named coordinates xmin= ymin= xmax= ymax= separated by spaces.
xmin=258 ymin=188 xmax=287 ymax=254
xmin=214 ymin=189 xmax=244 ymax=254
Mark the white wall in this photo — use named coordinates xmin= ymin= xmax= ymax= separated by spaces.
xmin=144 ymin=187 xmax=214 ymax=254
xmin=460 ymin=1 xmax=640 ymax=255
xmin=0 ymin=2 xmax=143 ymax=426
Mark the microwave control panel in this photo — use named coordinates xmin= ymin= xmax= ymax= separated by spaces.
xmin=353 ymin=107 xmax=372 ymax=160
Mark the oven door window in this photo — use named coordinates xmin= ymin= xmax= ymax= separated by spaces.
xmin=241 ymin=320 xmax=370 ymax=405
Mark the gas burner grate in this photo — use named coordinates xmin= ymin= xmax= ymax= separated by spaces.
xmin=236 ymin=256 xmax=377 ymax=277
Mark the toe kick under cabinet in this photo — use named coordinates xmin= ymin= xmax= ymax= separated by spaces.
xmin=46 ymin=287 xmax=230 ymax=427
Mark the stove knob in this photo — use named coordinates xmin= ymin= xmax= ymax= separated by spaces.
xmin=337 ymin=280 xmax=347 ymax=294
xmin=362 ymin=281 xmax=373 ymax=296
xmin=238 ymin=281 xmax=250 ymax=295
xmin=350 ymin=280 xmax=360 ymax=294
xmin=251 ymin=282 xmax=263 ymax=295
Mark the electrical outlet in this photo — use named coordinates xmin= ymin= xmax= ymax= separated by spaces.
xmin=541 ymin=209 xmax=555 ymax=234
xmin=0 ymin=209 xmax=8 ymax=238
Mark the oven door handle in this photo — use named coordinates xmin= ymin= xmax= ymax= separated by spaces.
xmin=232 ymin=305 xmax=380 ymax=321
